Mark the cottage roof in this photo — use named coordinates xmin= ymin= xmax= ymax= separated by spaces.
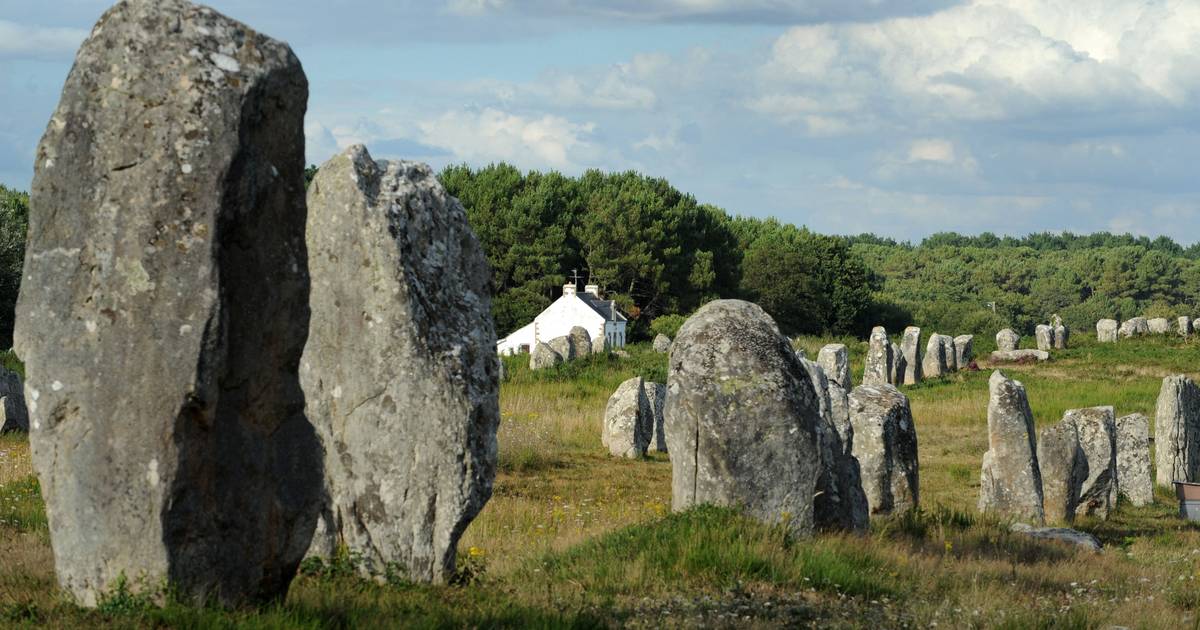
xmin=577 ymin=292 xmax=628 ymax=322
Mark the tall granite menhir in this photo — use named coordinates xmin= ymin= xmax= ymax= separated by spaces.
xmin=14 ymin=0 xmax=320 ymax=606
xmin=303 ymin=146 xmax=499 ymax=582
xmin=664 ymin=300 xmax=822 ymax=535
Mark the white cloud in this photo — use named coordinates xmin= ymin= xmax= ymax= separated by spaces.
xmin=418 ymin=107 xmax=600 ymax=170
xmin=442 ymin=0 xmax=957 ymax=23
xmin=0 ymin=21 xmax=87 ymax=59
xmin=907 ymin=139 xmax=957 ymax=164
xmin=756 ymin=0 xmax=1200 ymax=129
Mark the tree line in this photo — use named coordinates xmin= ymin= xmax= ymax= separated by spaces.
xmin=1 ymin=168 xmax=1198 ymax=347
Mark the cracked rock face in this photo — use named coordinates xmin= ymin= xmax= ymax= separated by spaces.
xmin=996 ymin=329 xmax=1020 ymax=352
xmin=900 ymin=327 xmax=923 ymax=385
xmin=817 ymin=343 xmax=851 ymax=389
xmin=922 ymin=334 xmax=947 ymax=379
xmin=1038 ymin=420 xmax=1086 ymax=524
xmin=302 ymin=145 xmax=499 ymax=583
xmin=864 ymin=326 xmax=892 ymax=387
xmin=1096 ymin=319 xmax=1118 ymax=343
xmin=14 ymin=0 xmax=319 ymax=607
xmin=1116 ymin=413 xmax=1153 ymax=507
xmin=849 ymin=384 xmax=919 ymax=517
xmin=664 ymin=300 xmax=821 ymax=536
xmin=954 ymin=335 xmax=974 ymax=367
xmin=979 ymin=371 xmax=1044 ymax=523
xmin=603 ymin=376 xmax=652 ymax=458
xmin=1064 ymin=406 xmax=1118 ymax=519
xmin=802 ymin=358 xmax=868 ymax=533
xmin=1155 ymin=375 xmax=1200 ymax=487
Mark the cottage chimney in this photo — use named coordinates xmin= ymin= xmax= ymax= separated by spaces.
xmin=562 ymin=283 xmax=577 ymax=297
xmin=584 ymin=284 xmax=600 ymax=297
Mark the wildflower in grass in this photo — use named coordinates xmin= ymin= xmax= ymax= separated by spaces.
xmin=944 ymin=541 xmax=953 ymax=554
xmin=468 ymin=546 xmax=485 ymax=558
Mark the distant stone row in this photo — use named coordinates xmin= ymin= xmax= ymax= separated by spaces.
xmin=529 ymin=326 xmax=606 ymax=369
xmin=979 ymin=370 xmax=1200 ymax=525
xmin=603 ymin=300 xmax=920 ymax=535
xmin=861 ymin=326 xmax=974 ymax=387
xmin=1096 ymin=316 xmax=1198 ymax=342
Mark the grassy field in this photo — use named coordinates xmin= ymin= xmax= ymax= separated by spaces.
xmin=4 ymin=332 xmax=1200 ymax=627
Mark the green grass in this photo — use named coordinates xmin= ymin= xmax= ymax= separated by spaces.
xmin=7 ymin=332 xmax=1200 ymax=626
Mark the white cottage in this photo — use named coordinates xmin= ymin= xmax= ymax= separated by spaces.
xmin=497 ymin=284 xmax=628 ymax=355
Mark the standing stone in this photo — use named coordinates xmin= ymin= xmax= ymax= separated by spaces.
xmin=653 ymin=334 xmax=672 ymax=353
xmin=1064 ymin=407 xmax=1118 ymax=519
xmin=941 ymin=335 xmax=958 ymax=372
xmin=303 ymin=146 xmax=499 ymax=583
xmin=1051 ymin=314 xmax=1063 ymax=328
xmin=1037 ymin=421 xmax=1087 ymax=524
xmin=530 ymin=342 xmax=563 ymax=370
xmin=1096 ymin=319 xmax=1119 ymax=343
xmin=602 ymin=377 xmax=652 ymax=458
xmin=990 ymin=349 xmax=1050 ymax=363
xmin=954 ymin=335 xmax=975 ymax=368
xmin=13 ymin=0 xmax=319 ymax=607
xmin=664 ymin=300 xmax=822 ymax=535
xmin=1194 ymin=317 xmax=1200 ymax=336
xmin=1179 ymin=316 xmax=1193 ymax=338
xmin=1054 ymin=324 xmax=1069 ymax=349
xmin=863 ymin=326 xmax=892 ymax=387
xmin=497 ymin=357 xmax=508 ymax=383
xmin=1147 ymin=318 xmax=1171 ymax=334
xmin=889 ymin=341 xmax=905 ymax=386
xmin=1035 ymin=325 xmax=1054 ymax=351
xmin=1116 ymin=413 xmax=1153 ymax=507
xmin=979 ymin=371 xmax=1044 ymax=523
xmin=900 ymin=327 xmax=923 ymax=385
xmin=849 ymin=384 xmax=919 ymax=516
xmin=818 ymin=343 xmax=851 ymax=388
xmin=922 ymin=334 xmax=948 ymax=379
xmin=996 ymin=329 xmax=1020 ymax=352
xmin=548 ymin=335 xmax=574 ymax=361
xmin=802 ymin=359 xmax=869 ymax=533
xmin=0 ymin=369 xmax=28 ymax=433
xmin=1119 ymin=317 xmax=1149 ymax=338
xmin=568 ymin=326 xmax=592 ymax=358
xmin=644 ymin=382 xmax=667 ymax=453
xmin=1155 ymin=375 xmax=1200 ymax=487
xmin=592 ymin=335 xmax=608 ymax=355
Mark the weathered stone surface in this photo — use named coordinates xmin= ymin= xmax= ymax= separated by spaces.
xmin=303 ymin=146 xmax=499 ymax=583
xmin=863 ymin=326 xmax=892 ymax=387
xmin=1010 ymin=523 xmax=1101 ymax=552
xmin=979 ymin=371 xmax=1044 ymax=523
xmin=1155 ymin=375 xmax=1200 ymax=487
xmin=644 ymin=381 xmax=667 ymax=453
xmin=802 ymin=359 xmax=869 ymax=533
xmin=996 ymin=329 xmax=1020 ymax=352
xmin=603 ymin=377 xmax=652 ymax=458
xmin=1116 ymin=413 xmax=1153 ymax=507
xmin=548 ymin=335 xmax=574 ymax=361
xmin=818 ymin=343 xmax=851 ymax=388
xmin=1096 ymin=319 xmax=1119 ymax=343
xmin=664 ymin=300 xmax=822 ymax=535
xmin=900 ymin=327 xmax=923 ymax=385
xmin=954 ymin=335 xmax=975 ymax=368
xmin=1035 ymin=324 xmax=1054 ymax=351
xmin=1119 ymin=317 xmax=1149 ymax=338
xmin=922 ymin=333 xmax=948 ymax=379
xmin=849 ymin=384 xmax=919 ymax=516
xmin=990 ymin=349 xmax=1050 ymax=363
xmin=1037 ymin=421 xmax=1086 ymax=524
xmin=889 ymin=341 xmax=905 ymax=386
xmin=1054 ymin=324 xmax=1068 ymax=349
xmin=1063 ymin=407 xmax=1118 ymax=519
xmin=653 ymin=334 xmax=672 ymax=353
xmin=568 ymin=326 xmax=592 ymax=358
xmin=592 ymin=335 xmax=608 ymax=355
xmin=1050 ymin=314 xmax=1063 ymax=328
xmin=0 ymin=369 xmax=28 ymax=433
xmin=940 ymin=335 xmax=958 ymax=372
xmin=1180 ymin=316 xmax=1193 ymax=337
xmin=530 ymin=342 xmax=563 ymax=370
xmin=1148 ymin=317 xmax=1172 ymax=334
xmin=14 ymin=0 xmax=320 ymax=607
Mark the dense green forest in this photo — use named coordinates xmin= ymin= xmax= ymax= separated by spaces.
xmin=1 ymin=168 xmax=1198 ymax=347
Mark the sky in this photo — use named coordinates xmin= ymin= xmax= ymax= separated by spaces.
xmin=2 ymin=0 xmax=1200 ymax=242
